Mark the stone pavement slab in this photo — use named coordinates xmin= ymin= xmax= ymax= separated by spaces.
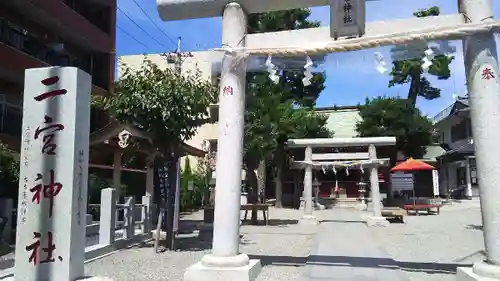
xmin=301 ymin=210 xmax=409 ymax=281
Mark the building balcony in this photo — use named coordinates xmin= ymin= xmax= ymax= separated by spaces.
xmin=0 ymin=19 xmax=109 ymax=94
xmin=2 ymin=0 xmax=113 ymax=53
xmin=62 ymin=0 xmax=114 ymax=35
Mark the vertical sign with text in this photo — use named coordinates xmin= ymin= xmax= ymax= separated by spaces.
xmin=14 ymin=67 xmax=91 ymax=281
xmin=330 ymin=0 xmax=366 ymax=39
xmin=156 ymin=164 xmax=169 ymax=230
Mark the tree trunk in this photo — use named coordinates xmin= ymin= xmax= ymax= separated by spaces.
xmin=274 ymin=145 xmax=285 ymax=208
xmin=257 ymin=160 xmax=266 ymax=203
xmin=407 ymin=73 xmax=421 ymax=107
xmin=275 ymin=165 xmax=283 ymax=208
xmin=245 ymin=162 xmax=259 ymax=224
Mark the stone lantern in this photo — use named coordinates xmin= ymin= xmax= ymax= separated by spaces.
xmin=356 ymin=181 xmax=368 ymax=211
xmin=313 ymin=177 xmax=325 ymax=210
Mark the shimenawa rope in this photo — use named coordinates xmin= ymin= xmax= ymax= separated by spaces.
xmin=215 ymin=20 xmax=500 ymax=57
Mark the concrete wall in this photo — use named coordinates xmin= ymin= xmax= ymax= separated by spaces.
xmin=434 ymin=113 xmax=472 ymax=151
xmin=118 ymin=51 xmax=221 ymax=81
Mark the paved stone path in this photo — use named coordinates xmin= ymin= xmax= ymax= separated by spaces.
xmin=302 ymin=209 xmax=409 ymax=281
xmin=1 ymin=201 xmax=485 ymax=281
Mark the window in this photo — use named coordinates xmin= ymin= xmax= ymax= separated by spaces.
xmin=451 ymin=120 xmax=468 ymax=142
xmin=467 ymin=119 xmax=472 ymax=137
xmin=209 ymin=140 xmax=218 ymax=152
xmin=0 ymin=94 xmax=22 ymax=136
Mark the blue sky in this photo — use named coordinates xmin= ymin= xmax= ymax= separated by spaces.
xmin=116 ymin=0 xmax=500 ymax=117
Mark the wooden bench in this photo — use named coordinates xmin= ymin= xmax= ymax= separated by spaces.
xmin=241 ymin=204 xmax=269 ymax=225
xmin=404 ymin=204 xmax=442 ymax=215
xmin=381 ymin=207 xmax=406 ymax=223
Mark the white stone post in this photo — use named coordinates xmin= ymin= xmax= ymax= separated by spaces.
xmin=86 ymin=214 xmax=93 ymax=225
xmin=142 ymin=195 xmax=152 ymax=234
xmin=300 ymin=146 xmax=317 ymax=224
xmin=12 ymin=67 xmax=92 ymax=281
xmin=123 ymin=196 xmax=135 ymax=239
xmin=456 ymin=0 xmax=500 ymax=279
xmin=465 ymin=158 xmax=473 ymax=199
xmin=184 ymin=3 xmax=261 ymax=281
xmin=99 ymin=188 xmax=117 ymax=245
xmin=366 ymin=144 xmax=389 ymax=227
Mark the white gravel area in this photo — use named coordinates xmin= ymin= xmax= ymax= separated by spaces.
xmin=84 ymin=207 xmax=317 ymax=281
xmin=371 ymin=199 xmax=484 ymax=281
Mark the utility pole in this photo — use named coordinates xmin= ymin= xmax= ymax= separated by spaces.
xmin=161 ymin=36 xmax=194 ymax=76
xmin=160 ymin=37 xmax=194 ymax=250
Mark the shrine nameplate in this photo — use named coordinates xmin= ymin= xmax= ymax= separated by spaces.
xmin=14 ymin=67 xmax=91 ymax=281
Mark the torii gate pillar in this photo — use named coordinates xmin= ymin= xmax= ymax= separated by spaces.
xmin=457 ymin=0 xmax=500 ymax=280
xmin=183 ymin=3 xmax=262 ymax=281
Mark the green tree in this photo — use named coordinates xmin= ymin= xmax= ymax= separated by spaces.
xmin=248 ymin=9 xmax=326 ymax=107
xmin=356 ymin=97 xmax=433 ymax=159
xmin=389 ymin=6 xmax=454 ymax=107
xmin=93 ymin=57 xmax=217 ymax=249
xmin=0 ymin=142 xmax=19 ymax=198
xmin=244 ymin=9 xmax=331 ymax=209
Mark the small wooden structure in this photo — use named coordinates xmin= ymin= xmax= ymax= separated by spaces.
xmin=89 ymin=119 xmax=205 ymax=198
xmin=241 ymin=204 xmax=270 ymax=225
xmin=404 ymin=204 xmax=442 ymax=215
xmin=381 ymin=207 xmax=406 ymax=223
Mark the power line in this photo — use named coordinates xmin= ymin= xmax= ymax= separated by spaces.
xmin=117 ymin=6 xmax=171 ymax=49
xmin=116 ymin=24 xmax=149 ymax=49
xmin=129 ymin=0 xmax=177 ymax=47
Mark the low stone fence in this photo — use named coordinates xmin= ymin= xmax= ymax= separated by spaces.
xmin=0 ymin=188 xmax=152 ymax=278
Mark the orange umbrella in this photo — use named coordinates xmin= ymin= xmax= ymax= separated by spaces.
xmin=391 ymin=158 xmax=435 ymax=172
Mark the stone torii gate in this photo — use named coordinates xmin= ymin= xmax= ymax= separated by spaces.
xmin=287 ymin=137 xmax=396 ymax=226
xmin=157 ymin=0 xmax=500 ymax=280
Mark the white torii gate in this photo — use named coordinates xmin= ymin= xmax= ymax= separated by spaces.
xmin=157 ymin=0 xmax=500 ymax=281
xmin=287 ymin=137 xmax=395 ymax=226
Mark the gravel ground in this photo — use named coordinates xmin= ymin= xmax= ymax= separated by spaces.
xmin=85 ymin=208 xmax=317 ymax=281
xmin=4 ymin=200 xmax=485 ymax=281
xmin=371 ymin=199 xmax=484 ymax=281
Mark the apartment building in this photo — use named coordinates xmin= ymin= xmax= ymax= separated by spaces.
xmin=0 ymin=0 xmax=116 ymax=150
xmin=433 ymin=97 xmax=477 ymax=198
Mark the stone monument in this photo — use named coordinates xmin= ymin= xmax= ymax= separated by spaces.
xmin=6 ymin=66 xmax=111 ymax=281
